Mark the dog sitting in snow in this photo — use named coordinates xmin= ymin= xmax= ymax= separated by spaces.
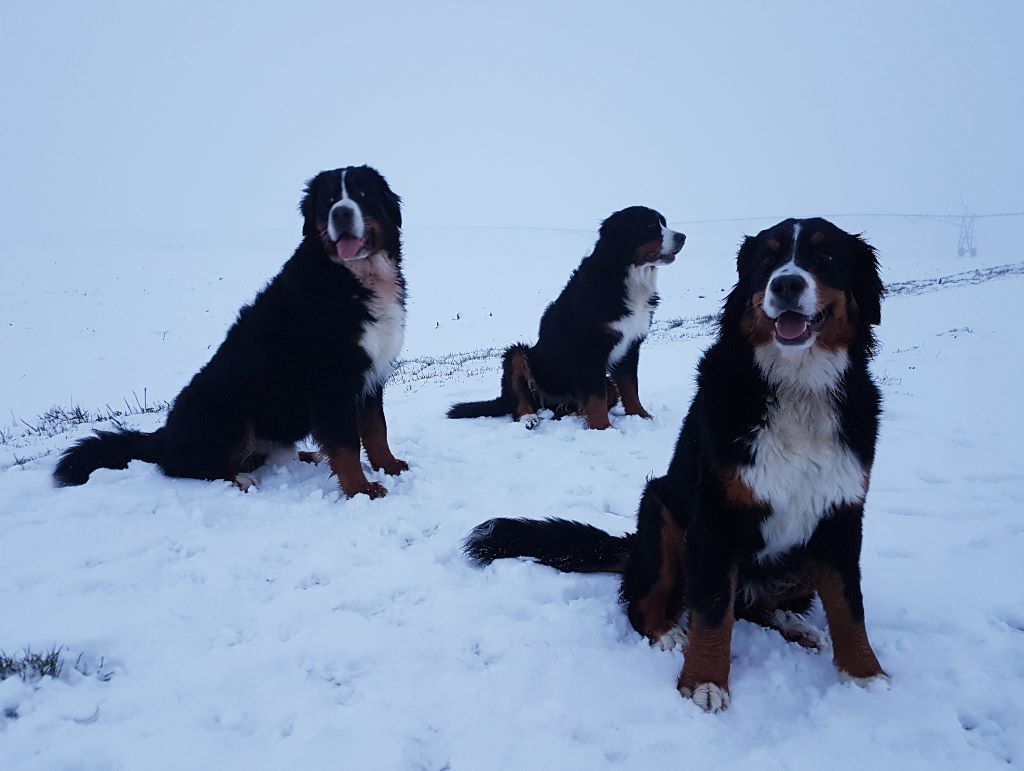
xmin=55 ymin=166 xmax=408 ymax=499
xmin=446 ymin=206 xmax=685 ymax=429
xmin=465 ymin=217 xmax=888 ymax=711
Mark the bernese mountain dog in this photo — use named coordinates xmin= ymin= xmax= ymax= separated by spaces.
xmin=54 ymin=165 xmax=409 ymax=499
xmin=465 ymin=217 xmax=887 ymax=711
xmin=447 ymin=206 xmax=685 ymax=429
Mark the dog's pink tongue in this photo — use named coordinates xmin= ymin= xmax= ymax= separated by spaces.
xmin=335 ymin=237 xmax=365 ymax=261
xmin=775 ymin=311 xmax=809 ymax=340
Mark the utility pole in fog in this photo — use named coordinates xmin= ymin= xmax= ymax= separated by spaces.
xmin=957 ymin=206 xmax=977 ymax=257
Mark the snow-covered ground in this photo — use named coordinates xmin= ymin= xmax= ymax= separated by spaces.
xmin=2 ymin=249 xmax=1022 ymax=769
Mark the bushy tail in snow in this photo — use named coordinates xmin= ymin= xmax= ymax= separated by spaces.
xmin=446 ymin=343 xmax=538 ymax=421
xmin=446 ymin=398 xmax=510 ymax=419
xmin=464 ymin=517 xmax=633 ymax=574
xmin=53 ymin=428 xmax=165 ymax=486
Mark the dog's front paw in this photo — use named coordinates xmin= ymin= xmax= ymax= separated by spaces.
xmin=837 ymin=670 xmax=891 ymax=688
xmin=678 ymin=681 xmax=731 ymax=713
xmin=625 ymin=407 xmax=653 ymax=420
xmin=380 ymin=458 xmax=409 ymax=476
xmin=345 ymin=481 xmax=388 ymax=500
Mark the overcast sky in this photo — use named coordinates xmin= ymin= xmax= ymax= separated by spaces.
xmin=2 ymin=1 xmax=1021 ymax=243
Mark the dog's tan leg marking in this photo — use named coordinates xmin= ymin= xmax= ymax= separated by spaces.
xmin=580 ymin=394 xmax=611 ymax=430
xmin=327 ymin=448 xmax=387 ymax=499
xmin=813 ymin=565 xmax=887 ymax=681
xmin=631 ymin=506 xmax=686 ymax=643
xmin=614 ymin=374 xmax=652 ymax=419
xmin=678 ymin=569 xmax=737 ymax=712
xmin=358 ymin=409 xmax=408 ymax=476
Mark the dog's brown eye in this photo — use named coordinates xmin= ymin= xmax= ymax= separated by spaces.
xmin=820 ymin=253 xmax=833 ymax=263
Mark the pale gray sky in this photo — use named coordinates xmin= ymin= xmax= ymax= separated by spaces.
xmin=2 ymin=0 xmax=1021 ymax=242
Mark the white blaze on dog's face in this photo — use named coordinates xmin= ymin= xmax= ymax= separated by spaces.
xmin=327 ymin=170 xmax=369 ymax=262
xmin=761 ymin=222 xmax=821 ymax=350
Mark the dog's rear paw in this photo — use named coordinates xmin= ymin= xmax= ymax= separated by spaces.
xmin=297 ymin=450 xmax=323 ymax=465
xmin=679 ymin=682 xmax=731 ymax=713
xmin=772 ymin=610 xmax=824 ymax=650
xmin=651 ymin=626 xmax=688 ymax=652
xmin=233 ymin=473 xmax=257 ymax=492
xmin=519 ymin=413 xmax=541 ymax=430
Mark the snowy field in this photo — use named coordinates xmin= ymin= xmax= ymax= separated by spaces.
xmin=3 ymin=1 xmax=1024 ymax=768
xmin=2 ymin=244 xmax=1023 ymax=769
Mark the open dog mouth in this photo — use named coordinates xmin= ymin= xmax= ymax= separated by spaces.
xmin=333 ymin=229 xmax=376 ymax=262
xmin=773 ymin=308 xmax=826 ymax=345
xmin=641 ymin=244 xmax=684 ymax=266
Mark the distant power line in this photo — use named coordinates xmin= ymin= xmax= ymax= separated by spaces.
xmin=405 ymin=211 xmax=1024 ymax=234
xmin=667 ymin=211 xmax=1024 ymax=227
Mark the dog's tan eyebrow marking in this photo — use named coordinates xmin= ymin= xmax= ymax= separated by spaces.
xmin=766 ymin=239 xmax=781 ymax=252
xmin=810 ymin=231 xmax=825 ymax=245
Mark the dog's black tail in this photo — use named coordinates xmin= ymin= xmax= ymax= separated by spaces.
xmin=464 ymin=517 xmax=633 ymax=574
xmin=446 ymin=398 xmax=510 ymax=419
xmin=447 ymin=342 xmax=538 ymax=420
xmin=53 ymin=428 xmax=165 ymax=486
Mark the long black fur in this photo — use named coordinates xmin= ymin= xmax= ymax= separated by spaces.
xmin=52 ymin=429 xmax=165 ymax=486
xmin=447 ymin=207 xmax=684 ymax=425
xmin=54 ymin=165 xmax=406 ymax=493
xmin=465 ymin=517 xmax=633 ymax=573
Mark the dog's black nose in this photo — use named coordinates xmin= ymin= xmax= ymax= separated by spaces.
xmin=675 ymin=232 xmax=686 ymax=247
xmin=769 ymin=274 xmax=807 ymax=305
xmin=331 ymin=205 xmax=355 ymax=235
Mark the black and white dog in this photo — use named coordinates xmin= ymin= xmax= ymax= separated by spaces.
xmin=466 ymin=218 xmax=887 ymax=711
xmin=55 ymin=165 xmax=409 ymax=499
xmin=447 ymin=206 xmax=685 ymax=429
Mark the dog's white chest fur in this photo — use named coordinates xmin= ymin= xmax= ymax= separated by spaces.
xmin=741 ymin=376 xmax=867 ymax=561
xmin=608 ymin=265 xmax=657 ymax=367
xmin=346 ymin=253 xmax=406 ymax=392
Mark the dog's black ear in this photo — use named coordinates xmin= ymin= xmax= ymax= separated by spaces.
xmin=382 ymin=185 xmax=402 ymax=229
xmin=721 ymin=235 xmax=757 ymax=325
xmin=364 ymin=166 xmax=402 ymax=229
xmin=734 ymin=234 xmax=757 ymax=280
xmin=849 ymin=233 xmax=883 ymax=326
xmin=299 ymin=176 xmax=318 ymax=237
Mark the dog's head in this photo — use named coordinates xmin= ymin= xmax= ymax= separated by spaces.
xmin=725 ymin=217 xmax=883 ymax=359
xmin=597 ymin=206 xmax=686 ymax=267
xmin=300 ymin=166 xmax=402 ymax=264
